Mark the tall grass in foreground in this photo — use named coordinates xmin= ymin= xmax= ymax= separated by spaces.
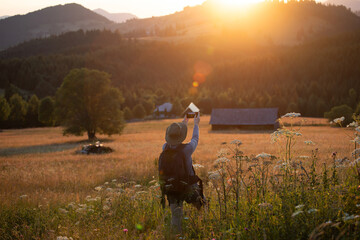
xmin=1 ymin=114 xmax=360 ymax=239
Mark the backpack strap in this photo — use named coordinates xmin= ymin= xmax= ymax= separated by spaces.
xmin=176 ymin=144 xmax=188 ymax=180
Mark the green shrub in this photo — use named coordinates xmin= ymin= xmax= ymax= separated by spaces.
xmin=324 ymin=104 xmax=353 ymax=126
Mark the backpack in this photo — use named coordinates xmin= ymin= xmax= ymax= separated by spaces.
xmin=158 ymin=144 xmax=204 ymax=208
xmin=158 ymin=144 xmax=191 ymax=195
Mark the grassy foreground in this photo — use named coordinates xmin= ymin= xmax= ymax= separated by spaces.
xmin=0 ymin=116 xmax=360 ymax=239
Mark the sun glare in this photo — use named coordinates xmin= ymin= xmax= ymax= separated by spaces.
xmin=215 ymin=0 xmax=264 ymax=8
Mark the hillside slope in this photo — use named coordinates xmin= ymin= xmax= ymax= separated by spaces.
xmin=0 ymin=3 xmax=114 ymax=50
xmin=325 ymin=0 xmax=360 ymax=11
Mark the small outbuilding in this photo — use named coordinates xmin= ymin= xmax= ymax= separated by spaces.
xmin=154 ymin=102 xmax=173 ymax=118
xmin=210 ymin=108 xmax=279 ymax=130
xmin=182 ymin=102 xmax=200 ymax=117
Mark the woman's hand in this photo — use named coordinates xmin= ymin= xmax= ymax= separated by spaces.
xmin=194 ymin=113 xmax=200 ymax=125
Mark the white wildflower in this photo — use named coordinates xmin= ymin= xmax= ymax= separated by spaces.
xmin=271 ymin=129 xmax=301 ymax=143
xmin=106 ymin=188 xmax=113 ymax=192
xmin=149 ymin=179 xmax=157 ymax=184
xmin=343 ymin=215 xmax=360 ymax=221
xmin=299 ymin=156 xmax=310 ymax=159
xmin=134 ymin=184 xmax=142 ymax=188
xmin=104 ymin=182 xmax=109 ymax=185
xmin=304 ymin=140 xmax=315 ymax=145
xmin=112 ymin=179 xmax=117 ymax=182
xmin=230 ymin=140 xmax=242 ymax=146
xmin=308 ymin=209 xmax=319 ymax=213
xmin=295 ymin=204 xmax=305 ymax=209
xmin=57 ymin=236 xmax=73 ymax=240
xmin=103 ymin=205 xmax=110 ymax=211
xmin=347 ymin=121 xmax=358 ymax=128
xmin=292 ymin=211 xmax=303 ymax=217
xmin=193 ymin=164 xmax=204 ymax=169
xmin=76 ymin=207 xmax=87 ymax=214
xmin=150 ymin=184 xmax=160 ymax=189
xmin=215 ymin=157 xmax=230 ymax=164
xmin=87 ymin=196 xmax=99 ymax=202
xmin=281 ymin=112 xmax=301 ymax=118
xmin=94 ymin=186 xmax=102 ymax=191
xmin=356 ymin=204 xmax=360 ymax=208
xmin=58 ymin=208 xmax=68 ymax=214
xmin=208 ymin=170 xmax=222 ymax=180
xmin=19 ymin=195 xmax=28 ymax=199
xmin=333 ymin=116 xmax=345 ymax=124
xmin=256 ymin=152 xmax=271 ymax=159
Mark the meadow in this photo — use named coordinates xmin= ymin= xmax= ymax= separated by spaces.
xmin=0 ymin=115 xmax=359 ymax=239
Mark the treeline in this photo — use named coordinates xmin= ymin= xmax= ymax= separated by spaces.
xmin=1 ymin=29 xmax=360 ymax=126
xmin=0 ymin=85 xmax=55 ymax=129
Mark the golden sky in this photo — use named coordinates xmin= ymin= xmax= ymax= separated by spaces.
xmin=1 ymin=0 xmax=327 ymax=18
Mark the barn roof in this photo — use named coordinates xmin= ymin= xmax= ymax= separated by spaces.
xmin=210 ymin=108 xmax=279 ymax=126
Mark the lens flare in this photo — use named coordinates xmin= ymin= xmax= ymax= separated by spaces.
xmin=193 ymin=73 xmax=205 ymax=84
xmin=194 ymin=61 xmax=212 ymax=76
xmin=193 ymin=81 xmax=199 ymax=87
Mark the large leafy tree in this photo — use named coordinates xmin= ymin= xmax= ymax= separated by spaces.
xmin=55 ymin=68 xmax=125 ymax=140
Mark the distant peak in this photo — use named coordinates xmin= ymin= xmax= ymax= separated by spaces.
xmin=93 ymin=8 xmax=109 ymax=14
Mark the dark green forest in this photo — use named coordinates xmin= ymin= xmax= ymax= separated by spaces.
xmin=1 ymin=24 xmax=360 ymax=128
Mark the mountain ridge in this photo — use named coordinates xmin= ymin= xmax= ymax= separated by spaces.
xmin=93 ymin=8 xmax=137 ymax=23
xmin=0 ymin=3 xmax=114 ymax=50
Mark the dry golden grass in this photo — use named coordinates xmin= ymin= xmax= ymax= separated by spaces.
xmin=0 ymin=115 xmax=354 ymax=206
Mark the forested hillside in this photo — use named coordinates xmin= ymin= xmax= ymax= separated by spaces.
xmin=1 ymin=29 xmax=360 ymax=119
